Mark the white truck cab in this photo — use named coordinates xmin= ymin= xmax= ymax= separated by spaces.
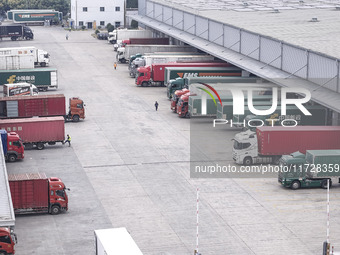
xmin=232 ymin=130 xmax=258 ymax=165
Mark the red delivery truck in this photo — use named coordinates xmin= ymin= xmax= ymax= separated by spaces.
xmin=0 ymin=130 xmax=24 ymax=162
xmin=8 ymin=173 xmax=69 ymax=215
xmin=232 ymin=126 xmax=340 ymax=165
xmin=0 ymin=94 xmax=85 ymax=122
xmin=0 ymin=116 xmax=65 ymax=150
xmin=136 ymin=62 xmax=233 ymax=87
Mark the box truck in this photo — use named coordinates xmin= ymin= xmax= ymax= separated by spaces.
xmin=0 ymin=47 xmax=50 ymax=68
xmin=232 ymin=126 xmax=340 ymax=165
xmin=0 ymin=68 xmax=58 ymax=91
xmin=108 ymin=29 xmax=152 ymax=44
xmin=0 ymin=130 xmax=24 ymax=162
xmin=11 ymin=11 xmax=62 ymax=25
xmin=279 ymin=150 xmax=340 ymax=189
xmin=0 ymin=144 xmax=17 ymax=255
xmin=0 ymin=24 xmax=34 ymax=40
xmin=0 ymin=116 xmax=65 ymax=150
xmin=3 ymin=83 xmax=39 ymax=97
xmin=8 ymin=173 xmax=68 ymax=214
xmin=0 ymin=94 xmax=85 ymax=122
xmin=94 ymin=228 xmax=143 ymax=255
xmin=117 ymin=44 xmax=196 ymax=63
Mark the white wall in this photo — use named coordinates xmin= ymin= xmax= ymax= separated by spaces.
xmin=70 ymin=0 xmax=125 ymax=29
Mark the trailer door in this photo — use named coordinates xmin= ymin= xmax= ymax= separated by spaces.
xmin=50 ymin=71 xmax=58 ymax=88
xmin=6 ymin=101 xmax=19 ymax=117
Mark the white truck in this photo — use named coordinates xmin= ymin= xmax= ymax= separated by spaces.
xmin=94 ymin=228 xmax=143 ymax=255
xmin=3 ymin=83 xmax=39 ymax=97
xmin=117 ymin=45 xmax=197 ymax=63
xmin=108 ymin=29 xmax=152 ymax=44
xmin=0 ymin=47 xmax=50 ymax=69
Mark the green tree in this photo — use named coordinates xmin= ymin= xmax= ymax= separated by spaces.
xmin=106 ymin=23 xmax=115 ymax=33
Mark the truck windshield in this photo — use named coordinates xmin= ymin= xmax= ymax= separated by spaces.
xmin=138 ymin=72 xmax=144 ymax=77
xmin=0 ymin=235 xmax=12 ymax=244
xmin=233 ymin=141 xmax=251 ymax=150
xmin=13 ymin=141 xmax=21 ymax=147
xmin=56 ymin=190 xmax=65 ymax=198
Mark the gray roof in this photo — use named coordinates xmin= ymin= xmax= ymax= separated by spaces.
xmin=152 ymin=0 xmax=340 ymax=59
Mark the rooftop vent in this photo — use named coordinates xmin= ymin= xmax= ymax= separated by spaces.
xmin=335 ymin=6 xmax=340 ymax=11
xmin=273 ymin=9 xmax=280 ymax=13
xmin=243 ymin=2 xmax=249 ymax=6
xmin=310 ymin=17 xmax=319 ymax=22
xmin=299 ymin=0 xmax=304 ymax=4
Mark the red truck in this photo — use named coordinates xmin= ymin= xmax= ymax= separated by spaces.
xmin=0 ymin=116 xmax=65 ymax=150
xmin=121 ymin=37 xmax=169 ymax=46
xmin=0 ymin=94 xmax=85 ymax=122
xmin=136 ymin=62 xmax=233 ymax=87
xmin=171 ymin=88 xmax=189 ymax=112
xmin=8 ymin=173 xmax=69 ymax=215
xmin=0 ymin=228 xmax=16 ymax=255
xmin=232 ymin=126 xmax=340 ymax=165
xmin=0 ymin=130 xmax=24 ymax=162
xmin=177 ymin=92 xmax=196 ymax=118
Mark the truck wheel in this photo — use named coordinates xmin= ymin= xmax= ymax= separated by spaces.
xmin=51 ymin=205 xmax=61 ymax=215
xmin=40 ymin=62 xmax=47 ymax=67
xmin=290 ymin=180 xmax=301 ymax=190
xmin=36 ymin=143 xmax=45 ymax=150
xmin=141 ymin=82 xmax=148 ymax=87
xmin=243 ymin=157 xmax=253 ymax=166
xmin=273 ymin=156 xmax=281 ymax=165
xmin=185 ymin=112 xmax=190 ymax=118
xmin=43 ymin=87 xmax=48 ymax=92
xmin=7 ymin=154 xmax=17 ymax=162
xmin=321 ymin=179 xmax=331 ymax=189
xmin=11 ymin=36 xmax=17 ymax=41
xmin=72 ymin=115 xmax=80 ymax=122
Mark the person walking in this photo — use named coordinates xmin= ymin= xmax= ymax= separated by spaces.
xmin=154 ymin=101 xmax=159 ymax=111
xmin=64 ymin=134 xmax=71 ymax=147
xmin=114 ymin=62 xmax=117 ymax=70
xmin=66 ymin=33 xmax=69 ymax=40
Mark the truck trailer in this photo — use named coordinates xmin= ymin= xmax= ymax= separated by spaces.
xmin=0 ymin=130 xmax=24 ymax=162
xmin=94 ymin=228 xmax=143 ymax=255
xmin=108 ymin=29 xmax=152 ymax=44
xmin=12 ymin=11 xmax=61 ymax=25
xmin=117 ymin=44 xmax=197 ymax=63
xmin=0 ymin=68 xmax=58 ymax=91
xmin=0 ymin=94 xmax=85 ymax=122
xmin=8 ymin=173 xmax=68 ymax=214
xmin=232 ymin=126 xmax=340 ymax=165
xmin=279 ymin=150 xmax=340 ymax=189
xmin=0 ymin=116 xmax=65 ymax=150
xmin=136 ymin=58 xmax=235 ymax=87
xmin=0 ymin=141 xmax=17 ymax=255
xmin=0 ymin=47 xmax=50 ymax=69
xmin=0 ymin=24 xmax=33 ymax=40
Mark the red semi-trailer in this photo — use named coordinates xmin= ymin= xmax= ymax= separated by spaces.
xmin=232 ymin=126 xmax=340 ymax=165
xmin=0 ymin=117 xmax=65 ymax=150
xmin=8 ymin=173 xmax=69 ymax=215
xmin=0 ymin=94 xmax=85 ymax=122
xmin=136 ymin=62 xmax=232 ymax=87
xmin=122 ymin=37 xmax=169 ymax=46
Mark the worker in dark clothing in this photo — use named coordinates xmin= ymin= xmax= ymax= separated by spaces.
xmin=155 ymin=101 xmax=159 ymax=111
xmin=64 ymin=134 xmax=71 ymax=147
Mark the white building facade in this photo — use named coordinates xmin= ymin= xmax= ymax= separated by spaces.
xmin=70 ymin=0 xmax=125 ymax=29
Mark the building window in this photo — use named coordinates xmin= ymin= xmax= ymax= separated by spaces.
xmin=83 ymin=7 xmax=87 ymax=12
xmin=100 ymin=7 xmax=105 ymax=12
xmin=100 ymin=21 xmax=105 ymax=26
xmin=115 ymin=7 xmax=120 ymax=11
xmin=79 ymin=21 xmax=84 ymax=26
xmin=115 ymin=22 xmax=121 ymax=28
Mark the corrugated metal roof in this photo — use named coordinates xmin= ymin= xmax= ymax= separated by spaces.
xmin=130 ymin=14 xmax=340 ymax=113
xmin=0 ymin=135 xmax=15 ymax=228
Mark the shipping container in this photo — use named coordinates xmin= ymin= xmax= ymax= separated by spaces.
xmin=0 ymin=68 xmax=58 ymax=90
xmin=12 ymin=11 xmax=61 ymax=24
xmin=0 ymin=94 xmax=66 ymax=119
xmin=0 ymin=117 xmax=65 ymax=150
xmin=257 ymin=126 xmax=340 ymax=155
